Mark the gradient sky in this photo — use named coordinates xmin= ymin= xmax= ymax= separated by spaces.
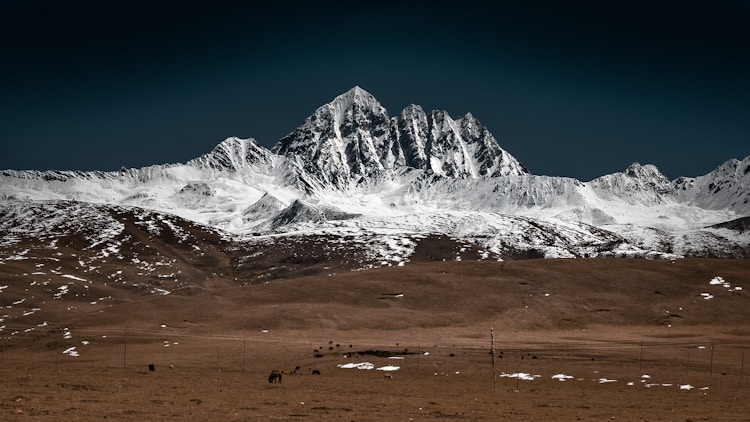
xmin=2 ymin=1 xmax=748 ymax=181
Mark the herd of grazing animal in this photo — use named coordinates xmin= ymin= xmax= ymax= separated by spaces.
xmin=268 ymin=367 xmax=323 ymax=383
xmin=268 ymin=367 xmax=398 ymax=383
xmin=268 ymin=343 xmax=406 ymax=383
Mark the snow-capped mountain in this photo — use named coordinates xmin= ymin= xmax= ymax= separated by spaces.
xmin=1 ymin=86 xmax=749 ymax=261
xmin=272 ymin=86 xmax=528 ymax=190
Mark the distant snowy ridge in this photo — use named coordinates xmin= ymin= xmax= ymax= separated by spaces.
xmin=1 ymin=86 xmax=748 ymax=259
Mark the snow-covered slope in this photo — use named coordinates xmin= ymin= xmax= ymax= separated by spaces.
xmin=673 ymin=156 xmax=750 ymax=213
xmin=1 ymin=87 xmax=748 ymax=260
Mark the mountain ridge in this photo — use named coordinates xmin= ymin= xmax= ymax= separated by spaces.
xmin=1 ymin=87 xmax=748 ymax=260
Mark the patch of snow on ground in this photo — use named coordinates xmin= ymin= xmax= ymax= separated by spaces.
xmin=500 ymin=372 xmax=540 ymax=381
xmin=710 ymin=276 xmax=726 ymax=285
xmin=54 ymin=285 xmax=70 ymax=299
xmin=160 ymin=217 xmax=192 ymax=243
xmin=709 ymin=275 xmax=743 ymax=293
xmin=337 ymin=362 xmax=374 ymax=370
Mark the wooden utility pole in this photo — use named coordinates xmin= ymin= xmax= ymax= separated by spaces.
xmin=490 ymin=327 xmax=496 ymax=390
xmin=243 ymin=338 xmax=247 ymax=373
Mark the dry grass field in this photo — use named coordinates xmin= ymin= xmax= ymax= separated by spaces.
xmin=2 ymin=258 xmax=750 ymax=420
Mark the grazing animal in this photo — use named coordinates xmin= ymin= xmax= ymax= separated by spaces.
xmin=312 ymin=369 xmax=321 ymax=375
xmin=384 ymin=374 xmax=393 ymax=380
xmin=268 ymin=370 xmax=282 ymax=383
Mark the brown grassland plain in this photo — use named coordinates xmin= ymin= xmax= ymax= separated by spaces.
xmin=1 ymin=258 xmax=750 ymax=420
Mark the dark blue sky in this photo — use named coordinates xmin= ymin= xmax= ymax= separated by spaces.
xmin=2 ymin=1 xmax=748 ymax=180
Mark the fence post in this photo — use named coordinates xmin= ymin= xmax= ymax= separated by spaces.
xmin=124 ymin=330 xmax=128 ymax=368
xmin=416 ymin=344 xmax=420 ymax=381
xmin=515 ymin=350 xmax=521 ymax=391
xmin=490 ymin=327 xmax=496 ymax=390
xmin=505 ymin=353 xmax=509 ymax=386
xmin=741 ymin=350 xmax=744 ymax=380
xmin=639 ymin=341 xmax=643 ymax=374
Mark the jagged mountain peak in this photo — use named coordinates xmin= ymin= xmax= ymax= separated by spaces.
xmin=331 ymin=86 xmax=388 ymax=122
xmin=270 ymin=87 xmax=528 ymax=188
xmin=272 ymin=87 xmax=392 ymax=188
xmin=461 ymin=111 xmax=476 ymax=120
xmin=588 ymin=162 xmax=674 ymax=203
xmin=315 ymin=86 xmax=388 ymax=127
xmin=188 ymin=137 xmax=273 ymax=171
xmin=713 ymin=156 xmax=750 ymax=177
xmin=400 ymin=103 xmax=426 ymax=117
xmin=335 ymin=85 xmax=379 ymax=106
xmin=273 ymin=86 xmax=528 ymax=188
xmin=624 ymin=162 xmax=670 ymax=184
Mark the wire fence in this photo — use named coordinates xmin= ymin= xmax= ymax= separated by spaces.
xmin=1 ymin=328 xmax=747 ymax=385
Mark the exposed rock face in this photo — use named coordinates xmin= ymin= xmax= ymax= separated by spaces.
xmin=273 ymin=86 xmax=528 ymax=188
